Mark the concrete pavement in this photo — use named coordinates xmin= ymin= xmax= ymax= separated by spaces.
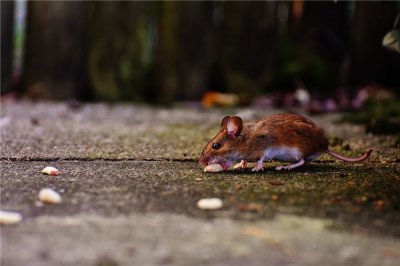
xmin=1 ymin=101 xmax=399 ymax=266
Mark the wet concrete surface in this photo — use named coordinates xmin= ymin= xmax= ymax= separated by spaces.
xmin=1 ymin=101 xmax=400 ymax=266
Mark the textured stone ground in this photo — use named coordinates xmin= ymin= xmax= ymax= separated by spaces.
xmin=1 ymin=101 xmax=399 ymax=266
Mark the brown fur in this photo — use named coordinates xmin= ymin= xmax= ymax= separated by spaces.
xmin=200 ymin=113 xmax=370 ymax=168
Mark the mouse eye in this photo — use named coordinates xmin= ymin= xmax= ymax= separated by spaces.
xmin=212 ymin=142 xmax=221 ymax=149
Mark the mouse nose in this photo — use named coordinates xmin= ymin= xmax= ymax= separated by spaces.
xmin=199 ymin=156 xmax=209 ymax=166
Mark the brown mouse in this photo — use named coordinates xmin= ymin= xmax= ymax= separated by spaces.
xmin=199 ymin=113 xmax=372 ymax=171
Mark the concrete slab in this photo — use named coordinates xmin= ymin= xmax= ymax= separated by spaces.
xmin=3 ymin=213 xmax=400 ymax=266
xmin=1 ymin=101 xmax=398 ymax=161
xmin=1 ymin=160 xmax=400 ymax=265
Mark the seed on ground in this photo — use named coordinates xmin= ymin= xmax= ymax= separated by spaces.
xmin=197 ymin=198 xmax=223 ymax=210
xmin=39 ymin=188 xmax=62 ymax=204
xmin=0 ymin=210 xmax=22 ymax=225
xmin=41 ymin=166 xmax=60 ymax=176
xmin=204 ymin=164 xmax=223 ymax=172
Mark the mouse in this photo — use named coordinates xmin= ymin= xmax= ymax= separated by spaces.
xmin=199 ymin=113 xmax=372 ymax=171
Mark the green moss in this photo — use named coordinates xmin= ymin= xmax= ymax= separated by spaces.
xmin=195 ymin=163 xmax=400 ymax=236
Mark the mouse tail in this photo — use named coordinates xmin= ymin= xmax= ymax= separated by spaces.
xmin=326 ymin=149 xmax=373 ymax=163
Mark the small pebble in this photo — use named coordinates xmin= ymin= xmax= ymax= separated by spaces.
xmin=0 ymin=210 xmax=22 ymax=225
xmin=41 ymin=166 xmax=60 ymax=176
xmin=35 ymin=201 xmax=44 ymax=207
xmin=39 ymin=188 xmax=62 ymax=204
xmin=271 ymin=195 xmax=279 ymax=201
xmin=196 ymin=198 xmax=223 ymax=210
xmin=204 ymin=164 xmax=223 ymax=173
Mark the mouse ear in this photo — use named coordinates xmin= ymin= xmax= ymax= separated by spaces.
xmin=226 ymin=116 xmax=243 ymax=137
xmin=220 ymin=116 xmax=231 ymax=128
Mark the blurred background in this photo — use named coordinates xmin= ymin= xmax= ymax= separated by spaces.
xmin=1 ymin=1 xmax=399 ymax=112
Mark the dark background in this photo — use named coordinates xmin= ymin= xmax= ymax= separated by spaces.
xmin=1 ymin=1 xmax=399 ymax=103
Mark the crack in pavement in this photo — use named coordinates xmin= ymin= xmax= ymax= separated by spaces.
xmin=0 ymin=157 xmax=197 ymax=162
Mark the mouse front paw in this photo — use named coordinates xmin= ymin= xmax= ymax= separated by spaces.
xmin=251 ymin=161 xmax=264 ymax=172
xmin=233 ymin=160 xmax=248 ymax=169
xmin=251 ymin=166 xmax=264 ymax=172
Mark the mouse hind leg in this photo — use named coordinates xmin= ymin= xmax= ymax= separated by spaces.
xmin=275 ymin=152 xmax=321 ymax=170
xmin=275 ymin=159 xmax=305 ymax=171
